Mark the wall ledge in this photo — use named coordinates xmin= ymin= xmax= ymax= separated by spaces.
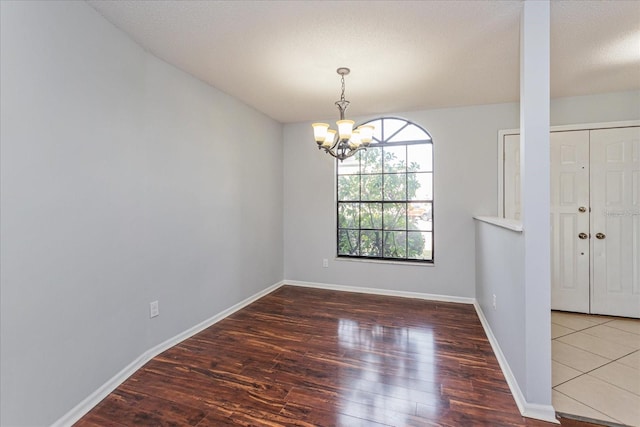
xmin=474 ymin=216 xmax=523 ymax=232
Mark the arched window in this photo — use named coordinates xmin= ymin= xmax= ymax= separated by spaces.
xmin=337 ymin=117 xmax=433 ymax=262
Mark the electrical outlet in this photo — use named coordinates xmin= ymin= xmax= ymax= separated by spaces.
xmin=150 ymin=300 xmax=159 ymax=318
xmin=322 ymin=258 xmax=328 ymax=268
xmin=492 ymin=294 xmax=497 ymax=310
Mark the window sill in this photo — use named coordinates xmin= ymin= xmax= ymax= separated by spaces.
xmin=335 ymin=257 xmax=435 ymax=267
xmin=473 ymin=216 xmax=523 ymax=232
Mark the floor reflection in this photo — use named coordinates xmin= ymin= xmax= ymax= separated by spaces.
xmin=337 ymin=319 xmax=439 ymax=425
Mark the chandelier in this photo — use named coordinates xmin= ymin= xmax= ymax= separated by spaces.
xmin=312 ymin=68 xmax=374 ymax=161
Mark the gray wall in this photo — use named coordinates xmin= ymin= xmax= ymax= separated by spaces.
xmin=284 ymin=103 xmax=520 ymax=297
xmin=0 ymin=2 xmax=283 ymax=426
xmin=474 ymin=222 xmax=526 ymax=385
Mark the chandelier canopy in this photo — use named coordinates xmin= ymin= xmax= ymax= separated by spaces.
xmin=312 ymin=68 xmax=374 ymax=161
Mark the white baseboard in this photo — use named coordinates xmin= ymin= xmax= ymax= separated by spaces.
xmin=473 ymin=302 xmax=559 ymax=424
xmin=285 ymin=279 xmax=476 ymax=305
xmin=53 ymin=280 xmax=557 ymax=426
xmin=51 ymin=281 xmax=285 ymax=427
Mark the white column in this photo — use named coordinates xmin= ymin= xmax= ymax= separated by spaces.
xmin=520 ymin=0 xmax=553 ymax=414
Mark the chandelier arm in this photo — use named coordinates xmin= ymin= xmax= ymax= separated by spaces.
xmin=321 ymin=144 xmax=367 ymax=162
xmin=340 ymin=146 xmax=366 ymax=161
xmin=321 ymin=148 xmax=340 ymax=159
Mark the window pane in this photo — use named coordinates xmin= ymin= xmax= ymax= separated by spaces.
xmin=338 ymin=175 xmax=360 ymax=201
xmin=382 ymin=118 xmax=407 ymax=141
xmin=408 ymin=231 xmax=432 ymax=260
xmin=361 ymin=174 xmax=382 ymax=201
xmin=389 ymin=124 xmax=431 ymax=143
xmin=361 ymin=147 xmax=382 ymax=174
xmin=384 ymin=173 xmax=406 ymax=201
xmin=336 ymin=118 xmax=433 ymax=264
xmin=367 ymin=119 xmax=383 ymax=143
xmin=360 ymin=231 xmax=382 ymax=257
xmin=338 ymin=203 xmax=359 ymax=228
xmin=383 ymin=203 xmax=406 ymax=230
xmin=337 ymin=151 xmax=360 ymax=175
xmin=360 ymin=203 xmax=382 ymax=229
xmin=338 ymin=230 xmax=359 ymax=256
xmin=383 ymin=231 xmax=407 ymax=258
xmin=408 ymin=172 xmax=433 ymax=201
xmin=383 ymin=145 xmax=406 ymax=173
xmin=407 ymin=144 xmax=433 ymax=172
xmin=408 ymin=202 xmax=432 ymax=231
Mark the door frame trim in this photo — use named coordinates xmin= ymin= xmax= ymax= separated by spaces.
xmin=497 ymin=120 xmax=640 ymax=217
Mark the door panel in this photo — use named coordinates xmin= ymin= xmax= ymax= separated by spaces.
xmin=501 ymin=126 xmax=639 ymax=318
xmin=503 ymin=134 xmax=521 ymax=219
xmin=550 ymin=131 xmax=590 ymax=312
xmin=590 ymin=127 xmax=640 ymax=318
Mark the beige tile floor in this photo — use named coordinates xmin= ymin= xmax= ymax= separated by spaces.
xmin=552 ymin=311 xmax=640 ymax=426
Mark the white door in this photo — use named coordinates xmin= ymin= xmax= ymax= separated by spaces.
xmin=590 ymin=127 xmax=640 ymax=318
xmin=550 ymin=131 xmax=590 ymax=313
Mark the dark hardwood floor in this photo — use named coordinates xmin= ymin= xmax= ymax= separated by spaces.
xmin=74 ymin=285 xmax=604 ymax=426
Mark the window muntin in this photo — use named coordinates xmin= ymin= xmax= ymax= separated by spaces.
xmin=337 ymin=118 xmax=434 ymax=263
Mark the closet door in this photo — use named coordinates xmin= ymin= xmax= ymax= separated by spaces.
xmin=550 ymin=131 xmax=590 ymax=313
xmin=590 ymin=127 xmax=640 ymax=318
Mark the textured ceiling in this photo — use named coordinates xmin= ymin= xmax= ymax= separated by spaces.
xmin=87 ymin=0 xmax=640 ymax=123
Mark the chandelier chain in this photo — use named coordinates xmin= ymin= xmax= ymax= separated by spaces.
xmin=340 ymin=74 xmax=346 ymax=102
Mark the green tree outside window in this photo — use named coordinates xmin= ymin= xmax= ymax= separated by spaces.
xmin=337 ymin=118 xmax=433 ymax=262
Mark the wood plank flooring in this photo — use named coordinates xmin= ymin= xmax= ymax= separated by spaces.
xmin=74 ymin=285 xmax=604 ymax=426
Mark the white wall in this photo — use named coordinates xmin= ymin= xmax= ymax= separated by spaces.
xmin=0 ymin=2 xmax=283 ymax=426
xmin=284 ymin=104 xmax=519 ymax=297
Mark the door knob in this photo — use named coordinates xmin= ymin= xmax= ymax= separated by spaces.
xmin=596 ymin=232 xmax=606 ymax=240
xmin=579 ymin=232 xmax=588 ymax=239
xmin=578 ymin=206 xmax=587 ymax=213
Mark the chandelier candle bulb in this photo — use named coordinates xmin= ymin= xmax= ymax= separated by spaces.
xmin=312 ymin=123 xmax=329 ymax=143
xmin=358 ymin=125 xmax=374 ymax=144
xmin=350 ymin=130 xmax=362 ymax=149
xmin=337 ymin=120 xmax=354 ymax=140
xmin=322 ymin=130 xmax=336 ymax=148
